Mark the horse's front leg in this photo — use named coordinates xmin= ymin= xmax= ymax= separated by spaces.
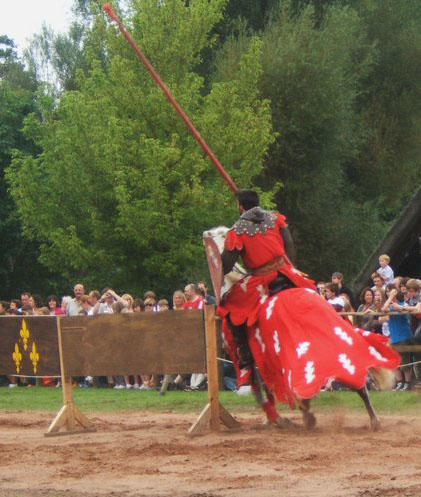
xmin=356 ymin=386 xmax=380 ymax=431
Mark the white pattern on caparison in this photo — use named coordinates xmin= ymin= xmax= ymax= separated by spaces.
xmin=255 ymin=327 xmax=266 ymax=353
xmin=368 ymin=346 xmax=387 ymax=362
xmin=257 ymin=284 xmax=268 ymax=304
xmin=273 ymin=330 xmax=281 ymax=354
xmin=265 ymin=296 xmax=278 ymax=319
xmin=305 ymin=361 xmax=315 ymax=384
xmin=338 ymin=353 xmax=356 ymax=375
xmin=296 ymin=341 xmax=310 ymax=358
xmin=334 ymin=326 xmax=353 ymax=345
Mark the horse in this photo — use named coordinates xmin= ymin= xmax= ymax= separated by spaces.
xmin=203 ymin=226 xmax=397 ymax=431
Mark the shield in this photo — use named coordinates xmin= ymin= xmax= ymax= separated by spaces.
xmin=203 ymin=236 xmax=223 ymax=306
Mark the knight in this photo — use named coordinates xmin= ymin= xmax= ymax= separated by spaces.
xmin=216 ymin=190 xmax=400 ymax=429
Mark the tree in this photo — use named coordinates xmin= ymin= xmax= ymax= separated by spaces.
xmin=349 ymin=0 xmax=421 ymax=215
xmin=7 ymin=0 xmax=275 ymax=297
xmin=0 ymin=36 xmax=67 ymax=299
xmin=214 ymin=2 xmax=386 ymax=280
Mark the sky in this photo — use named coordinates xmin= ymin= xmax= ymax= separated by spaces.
xmin=0 ymin=0 xmax=74 ymax=55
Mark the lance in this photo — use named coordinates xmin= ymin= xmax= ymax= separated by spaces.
xmin=103 ymin=3 xmax=238 ymax=193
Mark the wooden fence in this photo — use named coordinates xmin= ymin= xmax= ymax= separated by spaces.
xmin=0 ymin=307 xmax=239 ymax=437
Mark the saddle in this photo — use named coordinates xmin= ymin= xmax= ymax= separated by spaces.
xmin=268 ymin=273 xmax=296 ymax=296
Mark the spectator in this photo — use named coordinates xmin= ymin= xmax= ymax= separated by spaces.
xmin=370 ymin=289 xmax=386 ymax=335
xmin=81 ymin=295 xmax=94 ymax=315
xmin=88 ymin=290 xmax=101 ymax=307
xmin=158 ymin=299 xmax=169 ymax=311
xmin=133 ymin=298 xmax=145 ymax=313
xmin=121 ymin=294 xmax=134 ymax=313
xmin=9 ymin=299 xmax=20 ymax=312
xmin=394 ymin=276 xmax=402 ymax=290
xmin=331 ymin=272 xmax=355 ymax=309
xmin=172 ymin=290 xmax=186 ymax=310
xmin=47 ymin=295 xmax=64 ymax=315
xmin=376 ymin=254 xmax=394 ymax=285
xmin=67 ymin=284 xmax=85 ymax=316
xmin=197 ymin=281 xmax=216 ymax=305
xmin=139 ymin=297 xmax=156 ymax=390
xmin=143 ymin=291 xmax=158 ymax=311
xmin=382 ymin=286 xmax=412 ymax=391
xmin=405 ymin=279 xmax=421 ymax=388
xmin=356 ymin=288 xmax=375 ymax=330
xmin=183 ymin=284 xmax=205 ymax=310
xmin=29 ymin=294 xmax=43 ymax=314
xmin=61 ymin=296 xmax=72 ymax=314
xmin=399 ymin=277 xmax=410 ymax=301
xmin=0 ymin=300 xmax=8 ymax=315
xmin=92 ymin=289 xmax=115 ymax=315
xmin=182 ymin=284 xmax=206 ymax=390
xmin=371 ymin=273 xmax=385 ymax=291
xmin=316 ymin=281 xmax=326 ymax=298
xmin=144 ymin=297 xmax=156 ymax=312
xmin=20 ymin=292 xmax=31 ymax=311
xmin=324 ymin=283 xmax=345 ymax=312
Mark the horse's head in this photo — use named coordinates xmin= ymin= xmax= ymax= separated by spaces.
xmin=203 ymin=226 xmax=229 ymax=254
xmin=203 ymin=226 xmax=246 ymax=299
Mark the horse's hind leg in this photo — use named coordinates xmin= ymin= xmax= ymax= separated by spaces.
xmin=297 ymin=398 xmax=317 ymax=430
xmin=357 ymin=386 xmax=380 ymax=431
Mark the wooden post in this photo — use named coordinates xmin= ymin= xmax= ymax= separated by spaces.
xmin=45 ymin=317 xmax=95 ymax=437
xmin=188 ymin=306 xmax=240 ymax=436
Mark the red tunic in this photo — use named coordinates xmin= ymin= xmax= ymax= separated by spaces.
xmin=183 ymin=297 xmax=204 ymax=310
xmin=218 ymin=212 xmax=315 ymax=326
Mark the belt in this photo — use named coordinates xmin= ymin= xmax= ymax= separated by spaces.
xmin=251 ymin=256 xmax=285 ymax=276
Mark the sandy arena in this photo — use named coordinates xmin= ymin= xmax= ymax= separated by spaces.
xmin=0 ymin=409 xmax=420 ymax=497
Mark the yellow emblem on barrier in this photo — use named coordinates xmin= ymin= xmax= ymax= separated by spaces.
xmin=12 ymin=343 xmax=22 ymax=373
xmin=30 ymin=342 xmax=40 ymax=374
xmin=20 ymin=319 xmax=30 ymax=351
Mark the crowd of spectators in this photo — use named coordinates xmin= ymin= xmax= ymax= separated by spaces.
xmin=1 ymin=252 xmax=420 ymax=392
xmin=316 ymin=255 xmax=421 ymax=392
xmin=0 ymin=281 xmax=216 ymax=391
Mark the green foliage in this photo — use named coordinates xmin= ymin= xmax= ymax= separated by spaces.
xmin=7 ymin=0 xmax=275 ymax=296
xmin=0 ymin=38 xmax=67 ymax=299
xmin=350 ymin=0 xmax=421 ymax=214
xmin=214 ymin=0 xmax=421 ymax=282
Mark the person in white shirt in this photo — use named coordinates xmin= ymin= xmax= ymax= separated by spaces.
xmin=376 ymin=254 xmax=394 ymax=285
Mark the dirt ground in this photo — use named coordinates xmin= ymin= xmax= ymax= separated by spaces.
xmin=0 ymin=408 xmax=420 ymax=497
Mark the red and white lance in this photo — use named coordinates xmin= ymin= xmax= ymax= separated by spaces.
xmin=103 ymin=3 xmax=238 ymax=193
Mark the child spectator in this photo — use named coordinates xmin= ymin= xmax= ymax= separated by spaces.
xmin=331 ymin=272 xmax=355 ymax=309
xmin=376 ymin=254 xmax=394 ymax=285
xmin=158 ymin=299 xmax=169 ymax=311
xmin=324 ymin=283 xmax=345 ymax=312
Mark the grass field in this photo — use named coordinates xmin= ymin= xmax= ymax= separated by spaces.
xmin=0 ymin=386 xmax=420 ymax=414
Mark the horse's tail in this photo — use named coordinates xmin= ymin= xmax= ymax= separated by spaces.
xmin=369 ymin=367 xmax=395 ymax=391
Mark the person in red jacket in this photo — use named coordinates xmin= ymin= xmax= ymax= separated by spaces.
xmin=183 ymin=284 xmax=205 ymax=310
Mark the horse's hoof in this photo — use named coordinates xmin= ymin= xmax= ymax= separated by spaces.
xmin=303 ymin=412 xmax=317 ymax=430
xmin=274 ymin=417 xmax=294 ymax=429
xmin=370 ymin=418 xmax=381 ymax=431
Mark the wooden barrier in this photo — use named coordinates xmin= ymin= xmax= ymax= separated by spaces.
xmin=0 ymin=316 xmax=60 ymax=376
xmin=0 ymin=307 xmax=238 ymax=437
